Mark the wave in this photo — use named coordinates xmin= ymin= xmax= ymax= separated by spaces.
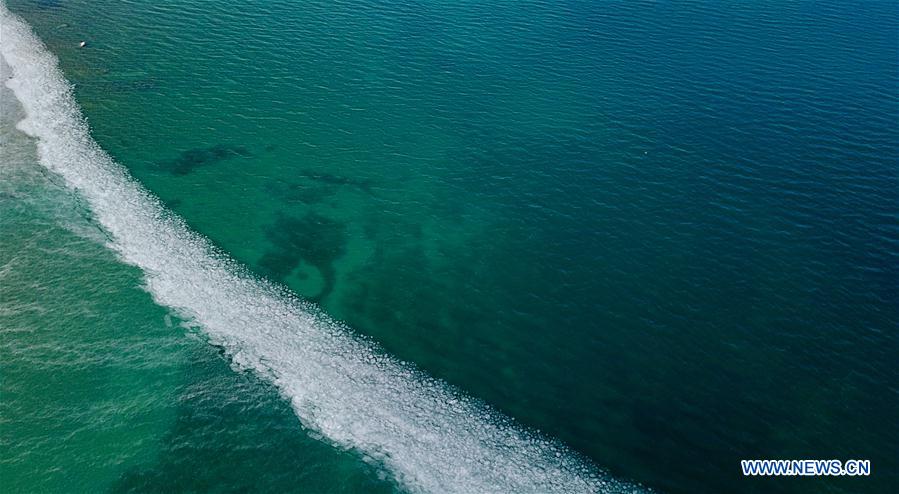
xmin=0 ymin=5 xmax=645 ymax=493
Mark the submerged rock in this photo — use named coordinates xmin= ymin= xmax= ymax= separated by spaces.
xmin=157 ymin=144 xmax=252 ymax=175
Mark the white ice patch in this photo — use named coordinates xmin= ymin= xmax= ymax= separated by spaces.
xmin=0 ymin=5 xmax=648 ymax=493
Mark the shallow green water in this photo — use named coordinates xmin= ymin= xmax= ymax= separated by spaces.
xmin=0 ymin=60 xmax=396 ymax=493
xmin=3 ymin=0 xmax=897 ymax=493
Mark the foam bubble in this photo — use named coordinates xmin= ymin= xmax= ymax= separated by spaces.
xmin=0 ymin=5 xmax=647 ymax=493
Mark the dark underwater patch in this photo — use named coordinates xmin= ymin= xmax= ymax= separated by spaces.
xmin=298 ymin=170 xmax=375 ymax=194
xmin=158 ymin=144 xmax=253 ymax=176
xmin=94 ymin=78 xmax=158 ymax=94
xmin=257 ymin=212 xmax=347 ymax=302
xmin=263 ymin=170 xmax=376 ymax=207
xmin=265 ymin=181 xmax=334 ymax=205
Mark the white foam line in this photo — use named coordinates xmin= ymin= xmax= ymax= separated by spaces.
xmin=0 ymin=5 xmax=646 ymax=493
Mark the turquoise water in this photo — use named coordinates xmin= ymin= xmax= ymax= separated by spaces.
xmin=2 ymin=1 xmax=897 ymax=493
